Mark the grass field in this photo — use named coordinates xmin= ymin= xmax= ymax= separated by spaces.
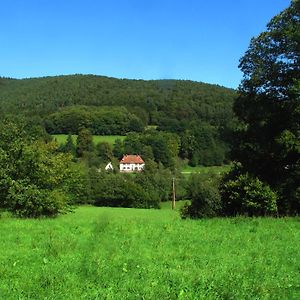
xmin=181 ymin=164 xmax=231 ymax=175
xmin=52 ymin=134 xmax=126 ymax=146
xmin=0 ymin=205 xmax=299 ymax=299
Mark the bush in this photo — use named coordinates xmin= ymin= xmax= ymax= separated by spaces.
xmin=91 ymin=172 xmax=160 ymax=209
xmin=0 ymin=121 xmax=87 ymax=217
xmin=181 ymin=174 xmax=221 ymax=218
xmin=6 ymin=181 xmax=69 ymax=218
xmin=220 ymin=173 xmax=278 ymax=217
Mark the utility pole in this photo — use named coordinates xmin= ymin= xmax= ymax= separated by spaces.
xmin=172 ymin=177 xmax=176 ymax=210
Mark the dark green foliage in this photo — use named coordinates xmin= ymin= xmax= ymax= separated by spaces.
xmin=88 ymin=161 xmax=185 ymax=208
xmin=123 ymin=131 xmax=180 ymax=168
xmin=45 ymin=106 xmax=144 ymax=135
xmin=128 ymin=116 xmax=144 ymax=133
xmin=0 ymin=76 xmax=235 ymax=126
xmin=7 ymin=182 xmax=68 ymax=218
xmin=91 ymin=172 xmax=160 ymax=209
xmin=23 ymin=116 xmax=52 ymax=142
xmin=220 ymin=171 xmax=278 ymax=217
xmin=124 ymin=132 xmax=144 ymax=154
xmin=62 ymin=162 xmax=91 ymax=204
xmin=136 ymin=163 xmax=175 ymax=202
xmin=112 ymin=139 xmax=124 ymax=159
xmin=62 ymin=133 xmax=76 ymax=155
xmin=181 ymin=174 xmax=221 ymax=218
xmin=76 ymin=128 xmax=94 ymax=157
xmin=148 ymin=133 xmax=178 ymax=168
xmin=95 ymin=142 xmax=113 ymax=163
xmin=141 ymin=145 xmax=154 ymax=161
xmin=227 ymin=1 xmax=300 ymax=215
xmin=181 ymin=122 xmax=228 ymax=166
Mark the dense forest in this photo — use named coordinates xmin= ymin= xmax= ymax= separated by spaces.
xmin=0 ymin=75 xmax=236 ymax=165
xmin=0 ymin=75 xmax=235 ymax=123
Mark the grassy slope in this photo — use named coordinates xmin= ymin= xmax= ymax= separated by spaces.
xmin=52 ymin=134 xmax=126 ymax=146
xmin=0 ymin=206 xmax=299 ymax=299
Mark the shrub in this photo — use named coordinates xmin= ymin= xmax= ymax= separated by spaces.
xmin=220 ymin=173 xmax=278 ymax=217
xmin=92 ymin=173 xmax=160 ymax=209
xmin=6 ymin=181 xmax=69 ymax=218
xmin=181 ymin=174 xmax=221 ymax=219
xmin=0 ymin=121 xmax=86 ymax=217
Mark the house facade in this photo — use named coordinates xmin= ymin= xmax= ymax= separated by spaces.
xmin=119 ymin=155 xmax=145 ymax=173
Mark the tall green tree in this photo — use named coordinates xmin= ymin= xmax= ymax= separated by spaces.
xmin=113 ymin=139 xmax=124 ymax=159
xmin=64 ymin=133 xmax=76 ymax=155
xmin=76 ymin=128 xmax=94 ymax=157
xmin=229 ymin=0 xmax=300 ymax=215
xmin=96 ymin=142 xmax=113 ymax=162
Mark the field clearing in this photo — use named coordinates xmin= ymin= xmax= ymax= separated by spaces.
xmin=52 ymin=134 xmax=126 ymax=146
xmin=0 ymin=206 xmax=299 ymax=299
xmin=181 ymin=164 xmax=231 ymax=175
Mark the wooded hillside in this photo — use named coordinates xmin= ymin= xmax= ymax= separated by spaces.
xmin=0 ymin=75 xmax=236 ymax=166
xmin=0 ymin=75 xmax=235 ymax=125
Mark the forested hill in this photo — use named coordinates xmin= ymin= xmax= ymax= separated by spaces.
xmin=0 ymin=74 xmax=235 ymax=127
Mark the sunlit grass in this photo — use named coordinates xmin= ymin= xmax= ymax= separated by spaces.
xmin=52 ymin=134 xmax=126 ymax=146
xmin=0 ymin=206 xmax=299 ymax=299
xmin=181 ymin=164 xmax=231 ymax=175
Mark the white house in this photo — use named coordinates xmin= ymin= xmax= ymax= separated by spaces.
xmin=119 ymin=155 xmax=145 ymax=173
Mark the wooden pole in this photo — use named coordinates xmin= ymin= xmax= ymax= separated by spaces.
xmin=172 ymin=177 xmax=176 ymax=209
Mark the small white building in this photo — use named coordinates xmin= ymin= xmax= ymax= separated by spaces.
xmin=119 ymin=155 xmax=145 ymax=173
xmin=105 ymin=162 xmax=114 ymax=171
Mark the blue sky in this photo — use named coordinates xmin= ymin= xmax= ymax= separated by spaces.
xmin=0 ymin=0 xmax=291 ymax=88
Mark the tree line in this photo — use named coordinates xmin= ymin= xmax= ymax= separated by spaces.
xmin=58 ymin=126 xmax=227 ymax=169
xmin=45 ymin=105 xmax=144 ymax=135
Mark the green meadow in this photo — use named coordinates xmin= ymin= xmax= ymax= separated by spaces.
xmin=0 ymin=205 xmax=299 ymax=299
xmin=181 ymin=164 xmax=231 ymax=176
xmin=52 ymin=134 xmax=126 ymax=146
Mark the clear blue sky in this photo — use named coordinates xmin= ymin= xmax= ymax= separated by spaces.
xmin=0 ymin=0 xmax=291 ymax=88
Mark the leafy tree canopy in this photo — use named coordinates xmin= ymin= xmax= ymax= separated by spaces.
xmin=0 ymin=76 xmax=235 ymax=127
xmin=229 ymin=0 xmax=300 ymax=215
xmin=0 ymin=121 xmax=86 ymax=217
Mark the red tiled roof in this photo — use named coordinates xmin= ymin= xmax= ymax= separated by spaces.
xmin=120 ymin=155 xmax=144 ymax=164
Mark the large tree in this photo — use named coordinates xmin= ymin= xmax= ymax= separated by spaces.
xmin=230 ymin=0 xmax=300 ymax=215
xmin=0 ymin=121 xmax=86 ymax=217
xmin=76 ymin=127 xmax=94 ymax=157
